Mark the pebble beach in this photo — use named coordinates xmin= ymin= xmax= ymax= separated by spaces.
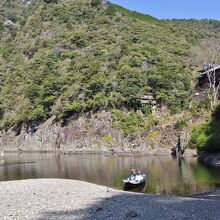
xmin=0 ymin=179 xmax=220 ymax=220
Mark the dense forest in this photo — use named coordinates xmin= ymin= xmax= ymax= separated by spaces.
xmin=0 ymin=0 xmax=220 ymax=151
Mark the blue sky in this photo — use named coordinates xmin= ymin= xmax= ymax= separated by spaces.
xmin=109 ymin=0 xmax=220 ymax=20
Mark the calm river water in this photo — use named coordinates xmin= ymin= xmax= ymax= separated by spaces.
xmin=0 ymin=153 xmax=220 ymax=196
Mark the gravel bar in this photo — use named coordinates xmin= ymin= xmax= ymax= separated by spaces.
xmin=0 ymin=179 xmax=220 ymax=220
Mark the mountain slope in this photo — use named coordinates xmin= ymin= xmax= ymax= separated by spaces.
xmin=0 ymin=0 xmax=220 ymax=130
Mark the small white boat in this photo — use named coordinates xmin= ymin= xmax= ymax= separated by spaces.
xmin=123 ymin=172 xmax=146 ymax=189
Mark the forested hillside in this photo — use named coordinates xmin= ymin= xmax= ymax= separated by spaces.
xmin=0 ymin=0 xmax=220 ymax=132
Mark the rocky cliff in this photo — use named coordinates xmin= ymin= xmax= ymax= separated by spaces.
xmin=0 ymin=111 xmax=187 ymax=154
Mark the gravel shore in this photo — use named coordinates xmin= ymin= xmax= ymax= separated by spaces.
xmin=0 ymin=179 xmax=220 ymax=220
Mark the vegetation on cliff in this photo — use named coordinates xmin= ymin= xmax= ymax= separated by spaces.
xmin=0 ymin=0 xmax=220 ymax=138
xmin=191 ymin=105 xmax=220 ymax=152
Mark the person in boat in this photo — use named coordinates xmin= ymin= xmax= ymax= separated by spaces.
xmin=131 ymin=168 xmax=137 ymax=176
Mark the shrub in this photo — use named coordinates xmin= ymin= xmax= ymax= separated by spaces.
xmin=174 ymin=119 xmax=187 ymax=131
xmin=29 ymin=105 xmax=46 ymax=121
xmin=190 ymin=105 xmax=220 ymax=152
xmin=91 ymin=0 xmax=102 ymax=7
xmin=111 ymin=110 xmax=157 ymax=136
xmin=190 ymin=124 xmax=207 ymax=149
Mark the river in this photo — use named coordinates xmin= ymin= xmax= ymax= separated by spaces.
xmin=0 ymin=153 xmax=220 ymax=196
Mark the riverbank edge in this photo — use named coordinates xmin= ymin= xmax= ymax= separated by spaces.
xmin=2 ymin=148 xmax=197 ymax=157
xmin=0 ymin=178 xmax=219 ymax=198
xmin=198 ymin=150 xmax=220 ymax=167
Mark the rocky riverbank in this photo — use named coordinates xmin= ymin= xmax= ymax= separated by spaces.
xmin=0 ymin=179 xmax=220 ymax=220
xmin=198 ymin=151 xmax=220 ymax=167
xmin=0 ymin=111 xmax=192 ymax=155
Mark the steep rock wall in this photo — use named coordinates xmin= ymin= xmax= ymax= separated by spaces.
xmin=0 ymin=112 xmax=186 ymax=154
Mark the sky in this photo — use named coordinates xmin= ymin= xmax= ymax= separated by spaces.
xmin=109 ymin=0 xmax=220 ymax=20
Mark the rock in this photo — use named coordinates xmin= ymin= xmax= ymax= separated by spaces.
xmin=170 ymin=147 xmax=176 ymax=156
xmin=101 ymin=0 xmax=108 ymax=5
xmin=198 ymin=151 xmax=220 ymax=167
xmin=125 ymin=211 xmax=138 ymax=218
xmin=95 ymin=207 xmax=103 ymax=212
xmin=22 ymin=0 xmax=33 ymax=7
xmin=180 ymin=148 xmax=185 ymax=156
xmin=0 ymin=151 xmax=4 ymax=157
xmin=3 ymin=20 xmax=14 ymax=27
xmin=192 ymin=152 xmax=198 ymax=157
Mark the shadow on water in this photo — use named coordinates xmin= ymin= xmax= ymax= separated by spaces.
xmin=35 ymin=191 xmax=220 ymax=220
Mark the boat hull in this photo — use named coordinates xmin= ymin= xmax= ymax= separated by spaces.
xmin=123 ymin=181 xmax=145 ymax=191
xmin=123 ymin=180 xmax=145 ymax=190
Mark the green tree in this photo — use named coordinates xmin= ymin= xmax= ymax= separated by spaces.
xmin=91 ymin=0 xmax=102 ymax=7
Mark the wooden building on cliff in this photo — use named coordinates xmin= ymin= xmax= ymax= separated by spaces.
xmin=140 ymin=92 xmax=157 ymax=106
xmin=136 ymin=92 xmax=157 ymax=113
xmin=197 ymin=64 xmax=220 ymax=86
xmin=195 ymin=64 xmax=220 ymax=100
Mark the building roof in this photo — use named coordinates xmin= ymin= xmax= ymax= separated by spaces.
xmin=197 ymin=65 xmax=220 ymax=79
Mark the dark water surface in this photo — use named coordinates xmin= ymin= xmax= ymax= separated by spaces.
xmin=1 ymin=153 xmax=220 ymax=196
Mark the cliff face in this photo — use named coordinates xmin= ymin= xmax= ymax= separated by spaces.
xmin=0 ymin=111 xmax=185 ymax=154
xmin=0 ymin=112 xmax=118 ymax=153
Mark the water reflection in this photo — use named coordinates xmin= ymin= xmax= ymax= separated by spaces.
xmin=0 ymin=153 xmax=220 ymax=196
